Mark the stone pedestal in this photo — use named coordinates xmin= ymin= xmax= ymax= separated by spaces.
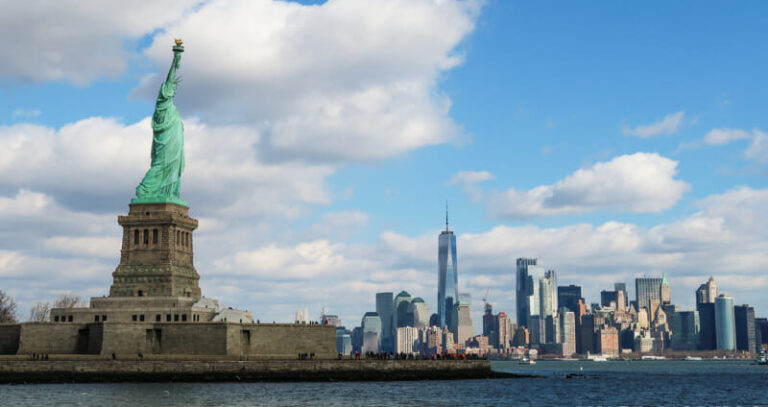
xmin=109 ymin=202 xmax=201 ymax=299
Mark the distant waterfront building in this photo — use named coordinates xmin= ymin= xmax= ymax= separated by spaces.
xmin=579 ymin=314 xmax=596 ymax=355
xmin=482 ymin=302 xmax=495 ymax=339
xmin=394 ymin=291 xmax=413 ymax=328
xmin=516 ymin=258 xmax=546 ymax=328
xmin=559 ymin=309 xmax=576 ymax=356
xmin=614 ymin=282 xmax=628 ymax=308
xmin=671 ymin=310 xmax=700 ymax=351
xmin=597 ymin=326 xmax=620 ymax=357
xmin=600 ymin=290 xmax=619 ymax=309
xmin=539 ymin=270 xmax=558 ymax=318
xmin=351 ymin=326 xmax=363 ymax=353
xmin=557 ymin=285 xmax=582 ymax=315
xmin=361 ymin=312 xmax=382 ymax=353
xmin=423 ymin=326 xmax=443 ymax=354
xmin=395 ymin=326 xmax=420 ymax=354
xmin=455 ymin=301 xmax=473 ymax=349
xmin=660 ymin=275 xmax=671 ymax=305
xmin=635 ymin=277 xmax=662 ymax=312
xmin=411 ymin=298 xmax=430 ymax=328
xmin=734 ymin=305 xmax=757 ymax=353
xmin=375 ymin=292 xmax=394 ymax=352
xmin=715 ymin=294 xmax=736 ymax=351
xmin=437 ymin=207 xmax=459 ymax=329
xmin=696 ymin=277 xmax=718 ymax=304
xmin=756 ymin=318 xmax=768 ymax=351
xmin=697 ymin=302 xmax=717 ymax=351
xmin=336 ymin=327 xmax=352 ymax=355
xmin=442 ymin=326 xmax=455 ymax=353
xmin=495 ymin=312 xmax=512 ymax=350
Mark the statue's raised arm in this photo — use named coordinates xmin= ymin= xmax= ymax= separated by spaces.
xmin=133 ymin=39 xmax=187 ymax=206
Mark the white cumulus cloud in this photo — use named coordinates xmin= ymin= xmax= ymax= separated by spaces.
xmin=483 ymin=153 xmax=689 ymax=219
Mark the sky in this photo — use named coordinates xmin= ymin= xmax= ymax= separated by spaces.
xmin=1 ymin=0 xmax=768 ymax=332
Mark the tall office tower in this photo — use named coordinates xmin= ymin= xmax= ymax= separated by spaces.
xmin=671 ymin=310 xmax=700 ymax=351
xmin=579 ymin=314 xmax=596 ymax=354
xmin=756 ymin=318 xmax=768 ymax=351
xmin=455 ymin=301 xmax=473 ymax=348
xmin=545 ymin=313 xmax=560 ymax=344
xmin=696 ymin=277 xmax=718 ymax=304
xmin=559 ymin=308 xmax=576 ymax=356
xmin=715 ymin=294 xmax=736 ymax=351
xmin=529 ymin=315 xmax=544 ymax=345
xmin=697 ymin=302 xmax=716 ymax=350
xmin=660 ymin=275 xmax=671 ymax=305
xmin=614 ymin=282 xmax=629 ymax=308
xmin=539 ymin=270 xmax=558 ymax=319
xmin=482 ymin=302 xmax=495 ymax=338
xmin=395 ymin=326 xmax=420 ymax=354
xmin=411 ymin=298 xmax=430 ymax=329
xmin=516 ymin=258 xmax=546 ymax=328
xmin=600 ymin=290 xmax=619 ymax=309
xmin=423 ymin=326 xmax=443 ymax=354
xmin=734 ymin=305 xmax=757 ymax=353
xmin=336 ymin=327 xmax=352 ymax=355
xmin=557 ymin=285 xmax=582 ymax=315
xmin=495 ymin=311 xmax=512 ymax=350
xmin=375 ymin=292 xmax=394 ymax=352
xmin=635 ymin=277 xmax=662 ymax=312
xmin=442 ymin=326 xmax=455 ymax=353
xmin=361 ymin=312 xmax=382 ymax=353
xmin=516 ymin=258 xmax=537 ymax=327
xmin=394 ymin=291 xmax=413 ymax=328
xmin=438 ymin=207 xmax=459 ymax=329
xmin=351 ymin=326 xmax=363 ymax=354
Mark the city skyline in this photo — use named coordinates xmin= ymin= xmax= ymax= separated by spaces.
xmin=2 ymin=1 xmax=768 ymax=332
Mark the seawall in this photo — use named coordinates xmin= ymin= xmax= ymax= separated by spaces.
xmin=0 ymin=359 xmax=517 ymax=383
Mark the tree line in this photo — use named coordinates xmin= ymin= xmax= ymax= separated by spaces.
xmin=0 ymin=289 xmax=84 ymax=323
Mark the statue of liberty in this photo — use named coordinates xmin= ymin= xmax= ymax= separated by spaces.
xmin=133 ymin=39 xmax=187 ymax=206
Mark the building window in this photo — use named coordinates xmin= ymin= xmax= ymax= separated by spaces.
xmin=68 ymin=315 xmax=73 ymax=322
xmin=166 ymin=314 xmax=171 ymax=322
xmin=94 ymin=315 xmax=99 ymax=322
xmin=185 ymin=232 xmax=189 ymax=246
xmin=54 ymin=316 xmax=59 ymax=322
xmin=176 ymin=230 xmax=180 ymax=245
xmin=132 ymin=315 xmax=137 ymax=322
xmin=153 ymin=229 xmax=158 ymax=245
xmin=138 ymin=290 xmax=144 ymax=297
xmin=140 ymin=315 xmax=145 ymax=322
xmin=134 ymin=229 xmax=139 ymax=245
xmin=102 ymin=315 xmax=107 ymax=321
xmin=143 ymin=229 xmax=149 ymax=245
xmin=156 ymin=314 xmax=161 ymax=322
xmin=181 ymin=314 xmax=187 ymax=322
xmin=174 ymin=314 xmax=179 ymax=322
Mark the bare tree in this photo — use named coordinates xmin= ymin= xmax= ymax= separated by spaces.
xmin=28 ymin=302 xmax=51 ymax=322
xmin=52 ymin=293 xmax=84 ymax=309
xmin=0 ymin=290 xmax=18 ymax=323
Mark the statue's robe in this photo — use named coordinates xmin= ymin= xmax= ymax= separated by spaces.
xmin=136 ymin=55 xmax=185 ymax=200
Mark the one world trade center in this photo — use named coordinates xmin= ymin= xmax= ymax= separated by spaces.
xmin=438 ymin=206 xmax=459 ymax=328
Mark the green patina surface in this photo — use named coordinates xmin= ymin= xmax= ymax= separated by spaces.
xmin=133 ymin=44 xmax=187 ymax=207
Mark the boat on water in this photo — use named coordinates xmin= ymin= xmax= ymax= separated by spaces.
xmin=641 ymin=355 xmax=666 ymax=361
xmin=583 ymin=352 xmax=608 ymax=362
xmin=684 ymin=356 xmax=702 ymax=361
xmin=519 ymin=357 xmax=536 ymax=365
xmin=753 ymin=351 xmax=767 ymax=365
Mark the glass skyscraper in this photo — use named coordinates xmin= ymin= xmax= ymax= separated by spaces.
xmin=438 ymin=208 xmax=458 ymax=328
xmin=715 ymin=294 xmax=736 ymax=351
xmin=375 ymin=292 xmax=394 ymax=352
xmin=516 ymin=257 xmax=545 ymax=328
xmin=635 ymin=277 xmax=662 ymax=311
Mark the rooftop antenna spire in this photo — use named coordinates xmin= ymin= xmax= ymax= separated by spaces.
xmin=445 ymin=201 xmax=449 ymax=232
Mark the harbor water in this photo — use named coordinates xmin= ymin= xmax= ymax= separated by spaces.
xmin=0 ymin=360 xmax=765 ymax=406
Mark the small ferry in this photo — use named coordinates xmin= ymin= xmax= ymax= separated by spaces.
xmin=684 ymin=356 xmax=702 ymax=361
xmin=583 ymin=352 xmax=608 ymax=362
xmin=519 ymin=357 xmax=536 ymax=365
xmin=641 ymin=355 xmax=666 ymax=361
xmin=753 ymin=351 xmax=767 ymax=365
